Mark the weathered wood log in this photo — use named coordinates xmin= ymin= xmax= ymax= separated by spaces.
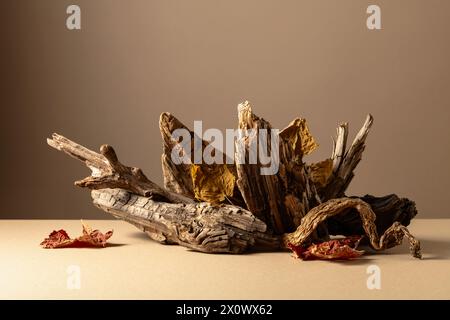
xmin=90 ymin=188 xmax=419 ymax=256
xmin=46 ymin=102 xmax=421 ymax=259
xmin=235 ymin=101 xmax=301 ymax=234
xmin=48 ymin=133 xmax=281 ymax=253
xmin=235 ymin=102 xmax=334 ymax=237
xmin=92 ymin=188 xmax=281 ymax=253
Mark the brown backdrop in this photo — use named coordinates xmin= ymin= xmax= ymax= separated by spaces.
xmin=2 ymin=0 xmax=449 ymax=219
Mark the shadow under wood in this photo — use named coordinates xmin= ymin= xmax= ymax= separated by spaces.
xmin=362 ymin=238 xmax=449 ymax=260
xmin=106 ymin=243 xmax=128 ymax=248
xmin=332 ymin=257 xmax=375 ymax=265
xmin=185 ymin=248 xmax=288 ymax=256
xmin=128 ymin=231 xmax=285 ymax=254
xmin=126 ymin=231 xmax=386 ymax=260
xmin=187 ymin=248 xmax=378 ymax=263
xmin=413 ymin=239 xmax=450 ymax=260
xmin=47 ymin=243 xmax=128 ymax=249
xmin=128 ymin=231 xmax=153 ymax=240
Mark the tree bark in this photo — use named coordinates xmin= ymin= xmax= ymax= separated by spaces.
xmin=159 ymin=112 xmax=196 ymax=197
xmin=92 ymin=188 xmax=281 ymax=253
xmin=283 ymin=197 xmax=421 ymax=258
xmin=321 ymin=115 xmax=373 ymax=199
xmin=159 ymin=112 xmax=246 ymax=207
xmin=47 ymin=133 xmax=193 ymax=204
xmin=46 ymin=103 xmax=421 ymax=259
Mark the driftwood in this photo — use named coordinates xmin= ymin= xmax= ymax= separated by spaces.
xmin=283 ymin=198 xmax=421 ymax=258
xmin=48 ymin=134 xmax=193 ymax=204
xmin=92 ymin=188 xmax=280 ymax=253
xmin=47 ymin=102 xmax=421 ymax=258
xmin=159 ymin=112 xmax=246 ymax=207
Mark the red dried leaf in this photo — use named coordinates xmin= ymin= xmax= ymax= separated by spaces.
xmin=40 ymin=229 xmax=75 ymax=248
xmin=40 ymin=221 xmax=113 ymax=249
xmin=288 ymin=235 xmax=364 ymax=260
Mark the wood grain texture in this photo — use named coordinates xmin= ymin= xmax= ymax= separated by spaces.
xmin=283 ymin=197 xmax=421 ymax=258
xmin=92 ymin=188 xmax=281 ymax=253
xmin=47 ymin=104 xmax=421 ymax=258
xmin=47 ymin=133 xmax=193 ymax=204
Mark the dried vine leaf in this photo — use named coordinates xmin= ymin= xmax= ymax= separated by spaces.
xmin=191 ymin=164 xmax=235 ymax=204
xmin=40 ymin=230 xmax=74 ymax=248
xmin=283 ymin=198 xmax=422 ymax=259
xmin=288 ymin=235 xmax=364 ymax=260
xmin=280 ymin=118 xmax=318 ymax=157
xmin=40 ymin=221 xmax=113 ymax=248
xmin=309 ymin=158 xmax=333 ymax=187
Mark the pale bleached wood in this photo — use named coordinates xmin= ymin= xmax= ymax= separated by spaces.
xmin=331 ymin=122 xmax=348 ymax=173
xmin=338 ymin=114 xmax=374 ymax=193
xmin=322 ymin=115 xmax=373 ymax=199
xmin=47 ymin=133 xmax=194 ymax=204
xmin=46 ymin=105 xmax=420 ymax=259
xmin=92 ymin=188 xmax=281 ymax=253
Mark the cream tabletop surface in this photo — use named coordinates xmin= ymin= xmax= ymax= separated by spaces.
xmin=0 ymin=219 xmax=449 ymax=299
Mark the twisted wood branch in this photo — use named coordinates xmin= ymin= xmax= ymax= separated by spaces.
xmin=46 ymin=105 xmax=420 ymax=258
xmin=283 ymin=197 xmax=421 ymax=258
xmin=47 ymin=133 xmax=193 ymax=204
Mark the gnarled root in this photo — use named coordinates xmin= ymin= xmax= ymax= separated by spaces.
xmin=91 ymin=188 xmax=281 ymax=254
xmin=283 ymin=198 xmax=422 ymax=259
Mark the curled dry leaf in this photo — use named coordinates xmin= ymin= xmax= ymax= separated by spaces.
xmin=309 ymin=158 xmax=333 ymax=187
xmin=279 ymin=118 xmax=318 ymax=158
xmin=191 ymin=164 xmax=235 ymax=204
xmin=40 ymin=220 xmax=113 ymax=248
xmin=288 ymin=236 xmax=364 ymax=260
xmin=40 ymin=229 xmax=74 ymax=248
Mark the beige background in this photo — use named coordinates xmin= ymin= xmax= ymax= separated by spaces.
xmin=2 ymin=0 xmax=449 ymax=219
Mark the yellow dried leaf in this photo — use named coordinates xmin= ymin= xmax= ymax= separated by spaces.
xmin=309 ymin=159 xmax=333 ymax=187
xmin=280 ymin=118 xmax=318 ymax=157
xmin=191 ymin=164 xmax=235 ymax=204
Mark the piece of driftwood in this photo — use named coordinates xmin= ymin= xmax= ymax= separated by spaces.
xmin=321 ymin=115 xmax=373 ymax=199
xmin=48 ymin=134 xmax=193 ymax=204
xmin=235 ymin=102 xmax=306 ymax=234
xmin=159 ymin=112 xmax=246 ymax=207
xmin=92 ymin=188 xmax=280 ymax=253
xmin=47 ymin=102 xmax=421 ymax=258
xmin=283 ymin=198 xmax=421 ymax=258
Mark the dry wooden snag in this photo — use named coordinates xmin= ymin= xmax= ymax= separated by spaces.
xmin=47 ymin=101 xmax=421 ymax=259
